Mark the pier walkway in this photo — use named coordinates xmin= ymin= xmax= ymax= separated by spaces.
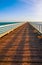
xmin=0 ymin=22 xmax=42 ymax=65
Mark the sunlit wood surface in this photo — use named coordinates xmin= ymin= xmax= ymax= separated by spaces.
xmin=0 ymin=22 xmax=42 ymax=65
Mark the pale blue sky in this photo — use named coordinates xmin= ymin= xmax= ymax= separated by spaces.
xmin=0 ymin=0 xmax=42 ymax=22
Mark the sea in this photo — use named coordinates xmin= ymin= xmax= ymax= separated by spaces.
xmin=0 ymin=22 xmax=22 ymax=35
xmin=0 ymin=22 xmax=42 ymax=35
xmin=0 ymin=22 xmax=20 ymax=26
xmin=30 ymin=22 xmax=42 ymax=33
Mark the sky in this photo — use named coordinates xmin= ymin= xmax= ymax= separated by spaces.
xmin=0 ymin=0 xmax=42 ymax=22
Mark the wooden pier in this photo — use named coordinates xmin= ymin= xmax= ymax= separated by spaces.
xmin=0 ymin=22 xmax=42 ymax=65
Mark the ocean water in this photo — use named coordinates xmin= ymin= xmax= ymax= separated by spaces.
xmin=30 ymin=22 xmax=42 ymax=25
xmin=30 ymin=22 xmax=42 ymax=33
xmin=0 ymin=22 xmax=19 ymax=26
xmin=0 ymin=22 xmax=23 ymax=35
xmin=0 ymin=22 xmax=42 ymax=36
